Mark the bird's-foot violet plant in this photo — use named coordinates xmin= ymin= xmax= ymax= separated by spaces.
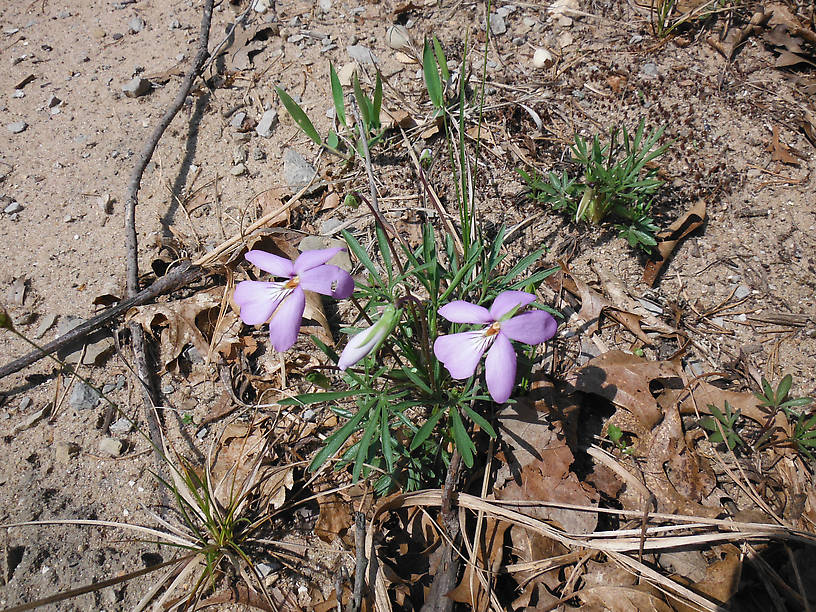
xmin=233 ymin=217 xmax=559 ymax=493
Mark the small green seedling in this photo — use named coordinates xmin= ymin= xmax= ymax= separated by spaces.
xmin=754 ymin=374 xmax=813 ymax=418
xmin=276 ymin=62 xmax=384 ymax=160
xmin=700 ymin=401 xmax=745 ymax=450
xmin=520 ymin=119 xmax=669 ymax=252
xmin=791 ymin=412 xmax=816 ymax=461
xmin=608 ymin=424 xmax=634 ymax=455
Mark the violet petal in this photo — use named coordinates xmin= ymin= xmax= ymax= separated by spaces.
xmin=299 ymin=264 xmax=354 ymax=298
xmin=268 ymin=286 xmax=306 ymax=351
xmin=438 ymin=301 xmax=493 ymax=324
xmin=293 ymin=247 xmax=345 ymax=273
xmin=500 ymin=311 xmax=558 ymax=345
xmin=485 ymin=333 xmax=516 ymax=403
xmin=233 ymin=280 xmax=289 ymax=325
xmin=489 ymin=290 xmax=536 ymax=320
xmin=246 ymin=250 xmax=294 ymax=278
xmin=434 ymin=331 xmax=491 ymax=380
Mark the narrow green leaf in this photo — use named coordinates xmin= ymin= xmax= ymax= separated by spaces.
xmin=423 ymin=39 xmax=443 ymax=109
xmin=777 ymin=374 xmax=793 ymax=405
xmin=352 ymin=72 xmax=371 ymax=132
xmin=326 ymin=130 xmax=339 ymax=150
xmin=353 ymin=405 xmax=380 ymax=481
xmin=432 ymin=35 xmax=450 ymax=82
xmin=380 ymin=403 xmax=394 ymax=474
xmin=450 ymin=408 xmax=474 ymax=468
xmin=376 ymin=225 xmax=392 ymax=280
xmin=309 ymin=400 xmax=374 ymax=472
xmin=372 ymin=71 xmax=383 ymax=129
xmin=342 ymin=229 xmax=380 ymax=282
xmin=329 ymin=63 xmax=347 ymax=127
xmin=280 ymin=390 xmax=364 ymax=406
xmin=400 ymin=366 xmax=433 ymax=395
xmin=275 ymin=87 xmax=321 ymax=146
xmin=411 ymin=408 xmax=444 ymax=450
xmin=463 ymin=404 xmax=496 ymax=438
xmin=501 ymin=248 xmax=545 ymax=282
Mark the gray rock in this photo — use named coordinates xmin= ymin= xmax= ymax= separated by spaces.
xmin=47 ymin=94 xmax=61 ymax=108
xmin=230 ymin=163 xmax=246 ymax=176
xmin=33 ymin=313 xmax=56 ymax=338
xmin=196 ymin=427 xmax=208 ymax=439
xmin=4 ymin=201 xmax=23 ymax=214
xmin=490 ymin=13 xmax=507 ymax=35
xmin=255 ymin=108 xmax=278 ymax=138
xmin=283 ymin=148 xmax=320 ymax=193
xmin=112 ymin=32 xmax=123 ymax=40
xmin=169 ymin=18 xmax=180 ymax=30
xmin=99 ymin=437 xmax=123 ymax=457
xmin=69 ymin=382 xmax=101 ymax=411
xmin=129 ymin=16 xmax=145 ymax=33
xmin=55 ymin=441 xmax=81 ymax=464
xmin=122 ymin=76 xmax=151 ymax=98
xmin=108 ymin=417 xmax=133 ymax=435
xmin=641 ymin=62 xmax=659 ymax=79
xmin=320 ymin=218 xmax=344 ymax=235
xmin=229 ymin=110 xmax=247 ymax=129
xmin=255 ymin=561 xmax=279 ymax=577
xmin=13 ymin=89 xmax=24 ymax=98
xmin=253 ymin=146 xmax=266 ymax=161
xmin=19 ymin=397 xmax=31 ymax=411
xmin=734 ymin=285 xmax=751 ymax=300
xmin=161 ymin=383 xmax=175 ymax=395
xmin=7 ymin=121 xmax=28 ymax=134
xmin=347 ymin=44 xmax=377 ymax=64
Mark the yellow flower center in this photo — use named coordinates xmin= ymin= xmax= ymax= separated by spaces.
xmin=284 ymin=276 xmax=300 ymax=289
xmin=484 ymin=321 xmax=501 ymax=337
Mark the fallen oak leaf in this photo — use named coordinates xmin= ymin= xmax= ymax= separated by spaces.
xmin=765 ymin=125 xmax=800 ymax=164
xmin=643 ymin=199 xmax=707 ymax=286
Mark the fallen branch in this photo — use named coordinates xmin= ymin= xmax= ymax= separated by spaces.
xmin=0 ymin=263 xmax=203 ymax=380
xmin=123 ymin=0 xmax=214 ymax=459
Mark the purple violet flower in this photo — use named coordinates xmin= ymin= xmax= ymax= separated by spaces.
xmin=234 ymin=248 xmax=354 ymax=351
xmin=433 ymin=291 xmax=557 ymax=403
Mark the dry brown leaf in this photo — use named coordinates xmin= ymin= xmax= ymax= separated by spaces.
xmin=567 ymin=350 xmax=682 ymax=430
xmin=707 ymin=10 xmax=771 ymax=60
xmin=447 ymin=518 xmax=508 ymax=612
xmin=315 ymin=493 xmax=353 ymax=543
xmin=579 ymin=585 xmax=674 ymax=612
xmin=670 ymin=544 xmax=742 ymax=612
xmin=775 ymin=49 xmax=816 ymax=68
xmin=254 ymin=188 xmax=290 ymax=223
xmin=571 ymin=273 xmax=654 ymax=344
xmin=643 ymin=199 xmax=707 ymax=286
xmin=494 ymin=400 xmax=573 ymax=488
xmin=606 ymin=74 xmax=627 ymax=94
xmin=126 ymin=288 xmax=240 ymax=371
xmin=766 ymin=125 xmax=800 ymax=164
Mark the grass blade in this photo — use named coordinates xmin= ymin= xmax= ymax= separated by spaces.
xmin=329 ymin=63 xmax=347 ymax=127
xmin=275 ymin=87 xmax=321 ymax=146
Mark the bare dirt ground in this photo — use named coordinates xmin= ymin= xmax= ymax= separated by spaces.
xmin=2 ymin=0 xmax=816 ymax=609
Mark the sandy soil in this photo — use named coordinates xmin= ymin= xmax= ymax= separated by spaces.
xmin=1 ymin=0 xmax=815 ymax=609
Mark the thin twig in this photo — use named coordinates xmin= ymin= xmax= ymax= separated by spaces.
xmin=123 ymin=0 xmax=215 ymax=462
xmin=347 ymin=512 xmax=368 ymax=612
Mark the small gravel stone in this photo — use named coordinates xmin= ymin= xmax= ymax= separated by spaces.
xmin=99 ymin=437 xmax=123 ymax=457
xmin=169 ymin=18 xmax=180 ymax=30
xmin=283 ymin=148 xmax=319 ymax=192
xmin=489 ymin=13 xmax=507 ymax=35
xmin=230 ymin=163 xmax=247 ymax=176
xmin=255 ymin=108 xmax=278 ymax=138
xmin=734 ymin=285 xmax=751 ymax=300
xmin=4 ymin=201 xmax=23 ymax=214
xmin=55 ymin=441 xmax=81 ymax=464
xmin=229 ymin=110 xmax=247 ymax=129
xmin=347 ymin=44 xmax=377 ymax=64
xmin=7 ymin=121 xmax=27 ymax=134
xmin=128 ymin=16 xmax=145 ymax=33
xmin=47 ymin=94 xmax=61 ymax=108
xmin=161 ymin=383 xmax=175 ymax=394
xmin=69 ymin=382 xmax=101 ymax=411
xmin=13 ymin=89 xmax=24 ymax=98
xmin=253 ymin=147 xmax=266 ymax=161
xmin=122 ymin=76 xmax=151 ymax=98
xmin=641 ymin=62 xmax=659 ymax=78
xmin=109 ymin=418 xmax=133 ymax=435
